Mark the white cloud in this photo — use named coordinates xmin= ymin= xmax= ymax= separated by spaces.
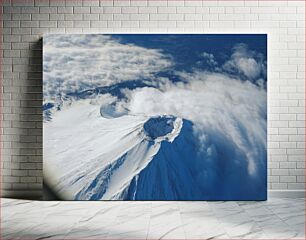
xmin=43 ymin=34 xmax=172 ymax=102
xmin=122 ymin=71 xmax=267 ymax=176
xmin=222 ymin=43 xmax=266 ymax=80
xmin=201 ymin=52 xmax=218 ymax=66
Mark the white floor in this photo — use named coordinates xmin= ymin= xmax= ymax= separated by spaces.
xmin=2 ymin=198 xmax=305 ymax=239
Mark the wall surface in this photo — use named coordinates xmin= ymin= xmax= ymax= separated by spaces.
xmin=0 ymin=0 xmax=305 ymax=198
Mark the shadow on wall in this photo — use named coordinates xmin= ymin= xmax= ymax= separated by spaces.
xmin=11 ymin=38 xmax=44 ymax=200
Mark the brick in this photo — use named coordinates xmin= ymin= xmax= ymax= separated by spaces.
xmin=12 ymin=183 xmax=28 ymax=189
xmin=113 ymin=14 xmax=130 ymax=21
xmin=83 ymin=0 xmax=99 ymax=6
xmin=65 ymin=0 xmax=82 ymax=6
xmin=3 ymin=13 xmax=12 ymax=21
xmin=272 ymin=168 xmax=289 ymax=176
xmin=177 ymin=21 xmax=194 ymax=28
xmin=31 ymin=28 xmax=49 ymax=35
xmin=3 ymin=21 xmax=19 ymax=28
xmin=288 ymin=183 xmax=305 ymax=189
xmin=57 ymin=6 xmax=73 ymax=14
xmin=185 ymin=14 xmax=202 ymax=21
xmin=138 ymin=7 xmax=157 ymax=13
xmin=49 ymin=0 xmax=65 ymax=6
xmin=83 ymin=14 xmax=99 ymax=20
xmin=12 ymin=170 xmax=28 ymax=177
xmin=90 ymin=6 xmax=104 ymax=13
xmin=148 ymin=1 xmax=167 ymax=6
xmin=296 ymin=159 xmax=305 ymax=170
xmin=4 ymin=50 xmax=20 ymax=58
xmin=280 ymin=142 xmax=296 ymax=149
xmin=287 ymin=149 xmax=305 ymax=155
xmin=12 ymin=14 xmax=31 ymax=20
xmin=177 ymin=7 xmax=196 ymax=14
xmin=12 ymin=28 xmax=31 ymax=35
xmin=12 ymin=43 xmax=30 ymax=49
xmin=74 ymin=7 xmax=90 ymax=13
xmin=289 ymin=169 xmax=305 ymax=176
xmin=114 ymin=0 xmax=130 ymax=6
xmin=21 ymin=21 xmax=39 ymax=28
xmin=150 ymin=14 xmax=167 ymax=21
xmin=21 ymin=6 xmax=39 ymax=13
xmin=219 ymin=14 xmax=244 ymax=21
xmin=99 ymin=14 xmax=113 ymax=20
xmin=271 ymin=121 xmax=288 ymax=128
xmin=139 ymin=21 xmax=158 ymax=28
xmin=74 ymin=21 xmax=90 ymax=28
xmin=3 ymin=6 xmax=21 ymax=13
xmin=65 ymin=14 xmax=83 ymax=20
xmin=280 ymin=162 xmax=296 ymax=169
xmin=131 ymin=0 xmax=147 ymax=6
xmin=280 ymin=176 xmax=296 ymax=183
xmin=39 ymin=21 xmax=57 ymax=27
xmin=210 ymin=21 xmax=234 ymax=28
xmin=218 ymin=1 xmax=243 ymax=6
xmin=39 ymin=6 xmax=57 ymax=14
xmin=297 ymin=176 xmax=305 ymax=183
xmin=289 ymin=121 xmax=304 ymax=128
xmin=158 ymin=7 xmax=176 ymax=14
xmin=185 ymin=0 xmax=202 ymax=6
xmin=103 ymin=6 xmax=121 ymax=13
xmin=269 ymin=176 xmax=279 ymax=183
xmin=2 ymin=169 xmax=12 ymax=177
xmin=130 ymin=14 xmax=149 ymax=21
xmin=158 ymin=21 xmax=176 ymax=28
xmin=20 ymin=177 xmax=37 ymax=183
xmin=251 ymin=7 xmax=279 ymax=14
xmin=210 ymin=7 xmax=225 ymax=13
xmin=121 ymin=7 xmax=138 ymax=14
xmin=269 ymin=162 xmax=279 ymax=169
xmin=202 ymin=14 xmax=218 ymax=21
xmin=268 ymin=142 xmax=279 ymax=149
xmin=90 ymin=21 xmax=107 ymax=28
xmin=50 ymin=14 xmax=64 ymax=20
xmin=35 ymin=0 xmax=49 ymax=6
xmin=271 ymin=183 xmax=288 ymax=189
xmin=279 ymin=7 xmax=297 ymax=14
xmin=32 ymin=13 xmax=50 ymax=20
xmin=168 ymin=14 xmax=184 ymax=21
xmin=121 ymin=20 xmax=139 ymax=28
xmin=234 ymin=7 xmax=251 ymax=13
xmin=4 ymin=176 xmax=20 ymax=183
xmin=12 ymin=0 xmax=34 ymax=6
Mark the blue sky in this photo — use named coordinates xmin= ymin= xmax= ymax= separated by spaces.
xmin=113 ymin=34 xmax=267 ymax=81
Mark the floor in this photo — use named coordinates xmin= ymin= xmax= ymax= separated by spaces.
xmin=1 ymin=198 xmax=305 ymax=240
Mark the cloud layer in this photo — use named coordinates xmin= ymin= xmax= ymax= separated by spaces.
xmin=222 ymin=43 xmax=266 ymax=81
xmin=122 ymin=71 xmax=267 ymax=176
xmin=43 ymin=34 xmax=172 ymax=102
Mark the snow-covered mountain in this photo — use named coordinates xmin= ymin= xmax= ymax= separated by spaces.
xmin=44 ymin=99 xmax=184 ymax=200
xmin=44 ymin=97 xmax=266 ymax=200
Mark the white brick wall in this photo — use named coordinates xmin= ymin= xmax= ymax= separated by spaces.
xmin=1 ymin=0 xmax=305 ymax=198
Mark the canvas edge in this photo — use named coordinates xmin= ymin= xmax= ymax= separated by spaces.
xmin=1 ymin=190 xmax=304 ymax=200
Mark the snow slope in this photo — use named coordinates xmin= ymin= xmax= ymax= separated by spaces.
xmin=44 ymin=100 xmax=183 ymax=200
xmin=44 ymin=97 xmax=266 ymax=200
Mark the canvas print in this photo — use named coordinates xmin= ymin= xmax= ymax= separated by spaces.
xmin=43 ymin=34 xmax=267 ymax=200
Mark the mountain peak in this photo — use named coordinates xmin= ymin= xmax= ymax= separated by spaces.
xmin=143 ymin=115 xmax=183 ymax=142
